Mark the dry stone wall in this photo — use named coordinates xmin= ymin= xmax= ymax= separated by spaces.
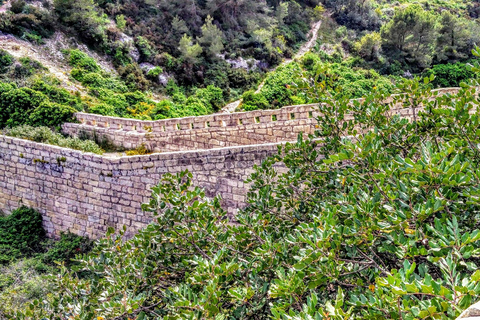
xmin=62 ymin=87 xmax=462 ymax=153
xmin=0 ymin=135 xmax=285 ymax=238
xmin=0 ymin=87 xmax=467 ymax=239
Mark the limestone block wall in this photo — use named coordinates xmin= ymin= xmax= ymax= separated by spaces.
xmin=0 ymin=135 xmax=285 ymax=238
xmin=62 ymin=87 xmax=462 ymax=152
xmin=0 ymin=86 xmax=468 ymax=239
xmin=62 ymin=104 xmax=319 ymax=152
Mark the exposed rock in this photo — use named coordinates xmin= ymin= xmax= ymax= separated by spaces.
xmin=457 ymin=301 xmax=480 ymax=319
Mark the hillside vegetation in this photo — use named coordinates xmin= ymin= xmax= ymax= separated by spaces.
xmin=1 ymin=1 xmax=480 ymax=319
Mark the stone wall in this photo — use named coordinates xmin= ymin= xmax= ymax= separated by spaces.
xmin=0 ymin=86 xmax=468 ymax=239
xmin=0 ymin=135 xmax=284 ymax=238
xmin=62 ymin=87 xmax=462 ymax=152
xmin=62 ymin=104 xmax=319 ymax=152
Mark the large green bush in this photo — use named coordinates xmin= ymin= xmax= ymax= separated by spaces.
xmin=28 ymin=101 xmax=77 ymax=128
xmin=67 ymin=49 xmax=100 ymax=73
xmin=0 ymin=82 xmax=81 ymax=128
xmin=0 ymin=207 xmax=45 ymax=265
xmin=425 ymin=63 xmax=475 ymax=88
xmin=0 ymin=87 xmax=47 ymax=127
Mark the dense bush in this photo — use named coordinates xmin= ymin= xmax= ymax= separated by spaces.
xmin=67 ymin=49 xmax=100 ymax=73
xmin=28 ymin=101 xmax=76 ymax=128
xmin=0 ymin=207 xmax=45 ymax=265
xmin=0 ymin=87 xmax=47 ymax=127
xmin=0 ymin=81 xmax=80 ymax=128
xmin=424 ymin=63 xmax=475 ymax=88
xmin=0 ymin=50 xmax=14 ymax=74
xmin=242 ymin=90 xmax=270 ymax=111
xmin=41 ymin=232 xmax=93 ymax=266
xmin=4 ymin=125 xmax=104 ymax=154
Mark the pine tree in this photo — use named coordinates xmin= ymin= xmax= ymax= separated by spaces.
xmin=198 ymin=15 xmax=224 ymax=56
xmin=436 ymin=11 xmax=471 ymax=63
xmin=178 ymin=34 xmax=203 ymax=63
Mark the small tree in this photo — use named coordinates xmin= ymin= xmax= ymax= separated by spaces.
xmin=381 ymin=4 xmax=437 ymax=68
xmin=198 ymin=15 xmax=224 ymax=56
xmin=354 ymin=31 xmax=382 ymax=61
xmin=436 ymin=11 xmax=471 ymax=63
xmin=178 ymin=34 xmax=203 ymax=63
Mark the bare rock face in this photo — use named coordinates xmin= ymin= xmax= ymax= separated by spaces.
xmin=457 ymin=301 xmax=480 ymax=319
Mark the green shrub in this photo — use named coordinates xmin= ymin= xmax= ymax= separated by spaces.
xmin=194 ymin=85 xmax=224 ymax=111
xmin=117 ymin=63 xmax=150 ymax=91
xmin=4 ymin=125 xmax=104 ymax=154
xmin=28 ymin=101 xmax=77 ymax=128
xmin=88 ymin=103 xmax=116 ymax=116
xmin=31 ymin=80 xmax=80 ymax=108
xmin=242 ymin=90 xmax=270 ymax=111
xmin=0 ymin=81 xmax=15 ymax=94
xmin=0 ymin=49 xmax=14 ymax=73
xmin=123 ymin=91 xmax=147 ymax=106
xmin=146 ymin=66 xmax=163 ymax=79
xmin=70 ymin=68 xmax=85 ymax=82
xmin=67 ymin=49 xmax=100 ymax=73
xmin=41 ymin=232 xmax=93 ymax=266
xmin=18 ymin=57 xmax=46 ymax=76
xmin=151 ymin=100 xmax=172 ymax=120
xmin=90 ymin=88 xmax=128 ymax=116
xmin=425 ymin=63 xmax=475 ymax=88
xmin=0 ymin=87 xmax=47 ymax=127
xmin=0 ymin=207 xmax=45 ymax=265
xmin=259 ymin=62 xmax=300 ymax=107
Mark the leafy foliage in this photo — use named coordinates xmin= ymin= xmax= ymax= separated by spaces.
xmin=0 ymin=207 xmax=45 ymax=265
xmin=424 ymin=63 xmax=475 ymax=88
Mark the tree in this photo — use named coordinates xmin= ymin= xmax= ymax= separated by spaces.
xmin=178 ymin=34 xmax=203 ymax=63
xmin=436 ymin=11 xmax=471 ymax=63
xmin=53 ymin=0 xmax=108 ymax=46
xmin=354 ymin=31 xmax=381 ymax=60
xmin=198 ymin=15 xmax=224 ymax=56
xmin=381 ymin=4 xmax=437 ymax=68
xmin=275 ymin=2 xmax=289 ymax=25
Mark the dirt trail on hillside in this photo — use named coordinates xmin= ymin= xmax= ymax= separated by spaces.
xmin=0 ymin=32 xmax=85 ymax=91
xmin=0 ymin=0 xmax=116 ymax=93
xmin=221 ymin=19 xmax=323 ymax=113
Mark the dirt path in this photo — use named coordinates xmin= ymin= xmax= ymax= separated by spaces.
xmin=221 ymin=19 xmax=323 ymax=113
xmin=0 ymin=32 xmax=84 ymax=91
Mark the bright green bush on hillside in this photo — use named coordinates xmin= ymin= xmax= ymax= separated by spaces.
xmin=425 ymin=63 xmax=475 ymax=88
xmin=0 ymin=87 xmax=47 ymax=127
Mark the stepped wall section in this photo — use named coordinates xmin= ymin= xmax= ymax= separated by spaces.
xmin=62 ymin=87 xmax=460 ymax=152
xmin=0 ymin=135 xmax=284 ymax=238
